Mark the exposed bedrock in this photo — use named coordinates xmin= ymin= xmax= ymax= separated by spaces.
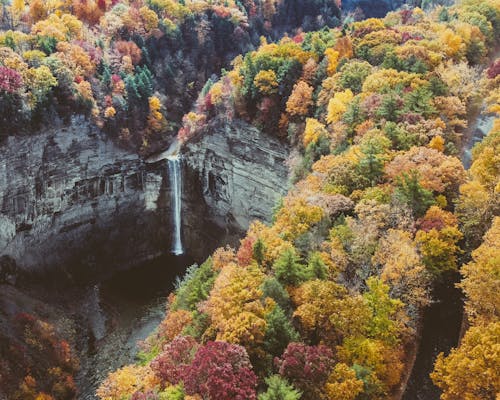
xmin=0 ymin=116 xmax=289 ymax=278
xmin=0 ymin=116 xmax=166 ymax=278
xmin=184 ymin=118 xmax=290 ymax=238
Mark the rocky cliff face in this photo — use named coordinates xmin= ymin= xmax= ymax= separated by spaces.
xmin=0 ymin=116 xmax=170 ymax=278
xmin=184 ymin=118 xmax=290 ymax=239
xmin=0 ymin=117 xmax=289 ymax=278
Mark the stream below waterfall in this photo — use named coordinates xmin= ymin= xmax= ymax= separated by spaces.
xmin=74 ymin=255 xmax=193 ymax=399
xmin=402 ymin=276 xmax=463 ymax=400
xmin=19 ymin=254 xmax=195 ymax=399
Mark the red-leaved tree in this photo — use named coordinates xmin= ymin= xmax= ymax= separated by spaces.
xmin=0 ymin=67 xmax=23 ymax=94
xmin=151 ymin=335 xmax=199 ymax=385
xmin=183 ymin=341 xmax=258 ymax=400
xmin=130 ymin=390 xmax=159 ymax=400
xmin=487 ymin=59 xmax=500 ymax=79
xmin=237 ymin=236 xmax=256 ymax=267
xmin=275 ymin=343 xmax=334 ymax=399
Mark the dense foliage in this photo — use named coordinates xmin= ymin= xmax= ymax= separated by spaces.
xmin=431 ymin=119 xmax=500 ymax=400
xmin=99 ymin=1 xmax=500 ymax=399
xmin=0 ymin=0 xmax=340 ymax=150
xmin=0 ymin=313 xmax=78 ymax=400
xmin=0 ymin=1 xmax=338 ymax=397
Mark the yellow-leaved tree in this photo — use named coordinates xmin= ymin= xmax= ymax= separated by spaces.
xmin=325 ymin=48 xmax=340 ymax=76
xmin=324 ymin=363 xmax=364 ymax=400
xmin=254 ymin=69 xmax=278 ymax=95
xmin=97 ymin=365 xmax=159 ymax=400
xmin=303 ymin=118 xmax=327 ymax=147
xmin=459 ymin=217 xmax=500 ymax=325
xmin=326 ymin=89 xmax=353 ymax=124
xmin=202 ymin=264 xmax=269 ymax=355
xmin=286 ymin=80 xmax=314 ymax=117
xmin=431 ymin=322 xmax=500 ymax=400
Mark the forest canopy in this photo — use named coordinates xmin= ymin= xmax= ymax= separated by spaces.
xmin=95 ymin=0 xmax=500 ymax=399
xmin=1 ymin=0 xmax=499 ymax=399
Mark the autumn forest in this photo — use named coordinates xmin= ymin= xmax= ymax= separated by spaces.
xmin=0 ymin=0 xmax=499 ymax=399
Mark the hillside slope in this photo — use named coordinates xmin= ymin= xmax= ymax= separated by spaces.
xmin=97 ymin=1 xmax=500 ymax=399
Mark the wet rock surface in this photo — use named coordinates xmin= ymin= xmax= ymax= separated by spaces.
xmin=0 ymin=116 xmax=290 ymax=276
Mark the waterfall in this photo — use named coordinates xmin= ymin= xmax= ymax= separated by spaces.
xmin=167 ymin=155 xmax=184 ymax=255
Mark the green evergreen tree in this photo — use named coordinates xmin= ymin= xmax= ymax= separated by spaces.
xmin=136 ymin=66 xmax=154 ymax=99
xmin=273 ymin=248 xmax=307 ymax=286
xmin=306 ymin=252 xmax=327 ymax=280
xmin=394 ymin=171 xmax=435 ymax=217
xmin=338 ymin=60 xmax=372 ymax=93
xmin=259 ymin=375 xmax=301 ymax=400
xmin=429 ymin=76 xmax=448 ymax=96
xmin=37 ymin=35 xmax=57 ymax=55
xmin=384 ymin=121 xmax=421 ymax=150
xmin=356 ymin=137 xmax=389 ymax=187
xmin=376 ymin=94 xmax=402 ymax=122
xmin=253 ymin=238 xmax=266 ymax=267
xmin=343 ymin=97 xmax=364 ymax=133
xmin=261 ymin=277 xmax=292 ymax=312
xmin=404 ymin=86 xmax=436 ymax=118
xmin=264 ymin=305 xmax=300 ymax=357
xmin=172 ymin=260 xmax=217 ymax=311
xmin=125 ymin=74 xmax=140 ymax=103
xmin=100 ymin=63 xmax=112 ymax=88
xmin=382 ymin=52 xmax=404 ymax=71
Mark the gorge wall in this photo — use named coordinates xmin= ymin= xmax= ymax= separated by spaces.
xmin=0 ymin=116 xmax=164 ymax=279
xmin=0 ymin=117 xmax=289 ymax=279
xmin=184 ymin=118 xmax=290 ymax=237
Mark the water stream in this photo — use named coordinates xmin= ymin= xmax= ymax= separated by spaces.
xmin=402 ymin=276 xmax=463 ymax=400
xmin=462 ymin=113 xmax=494 ymax=169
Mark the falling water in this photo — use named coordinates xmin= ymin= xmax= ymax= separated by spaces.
xmin=167 ymin=155 xmax=184 ymax=255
